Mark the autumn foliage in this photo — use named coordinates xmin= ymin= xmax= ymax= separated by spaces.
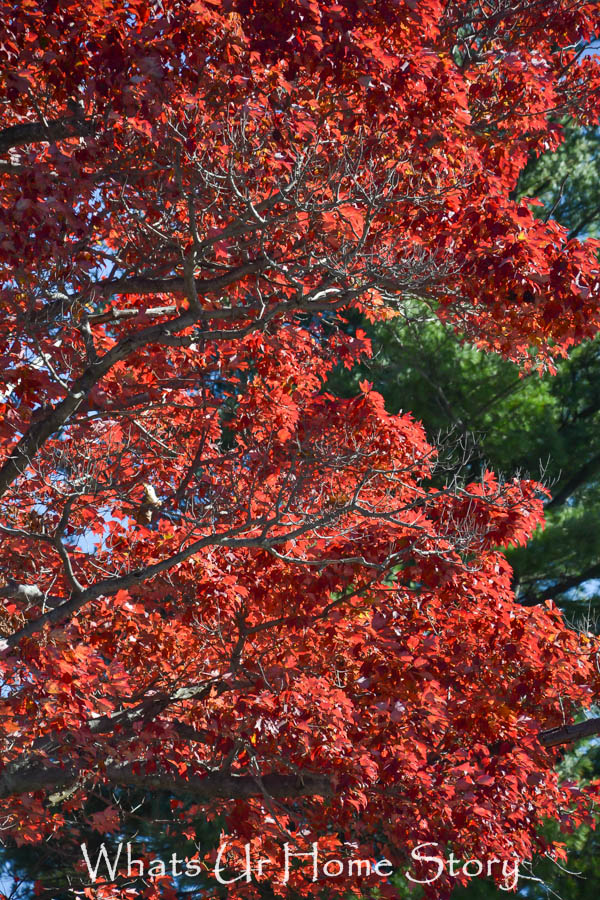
xmin=1 ymin=1 xmax=600 ymax=897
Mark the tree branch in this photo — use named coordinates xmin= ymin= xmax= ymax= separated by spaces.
xmin=0 ymin=115 xmax=96 ymax=155
xmin=539 ymin=717 xmax=600 ymax=748
xmin=1 ymin=722 xmax=595 ymax=808
xmin=89 ymin=258 xmax=267 ymax=302
xmin=0 ymin=261 xmax=268 ymax=502
xmin=545 ymin=451 xmax=600 ymax=510
xmin=0 ymin=757 xmax=332 ymax=802
xmin=0 ymin=506 xmax=352 ymax=656
xmin=518 ymin=563 xmax=600 ymax=606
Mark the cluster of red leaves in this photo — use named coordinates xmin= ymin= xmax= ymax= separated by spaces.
xmin=1 ymin=1 xmax=600 ymax=898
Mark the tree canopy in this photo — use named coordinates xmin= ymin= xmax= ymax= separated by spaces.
xmin=329 ymin=110 xmax=600 ymax=900
xmin=329 ymin=119 xmax=600 ymax=618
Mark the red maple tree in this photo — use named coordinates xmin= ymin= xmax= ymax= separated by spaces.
xmin=1 ymin=1 xmax=600 ymax=897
